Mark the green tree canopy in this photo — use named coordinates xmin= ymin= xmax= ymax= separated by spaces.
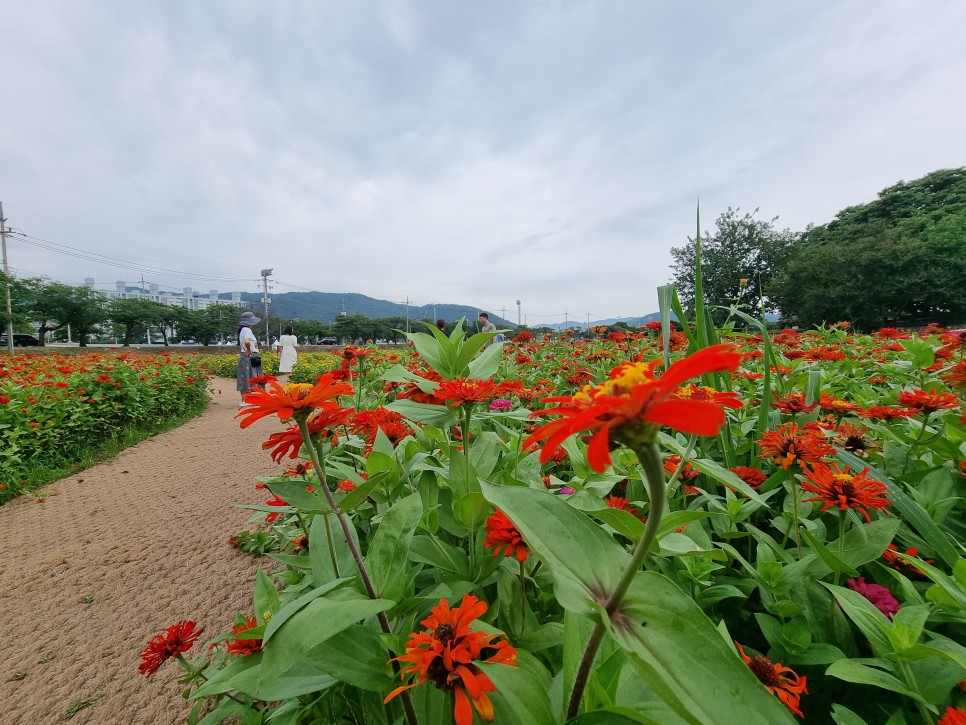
xmin=669 ymin=208 xmax=800 ymax=325
xmin=773 ymin=168 xmax=966 ymax=329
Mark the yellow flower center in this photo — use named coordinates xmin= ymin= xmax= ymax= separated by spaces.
xmin=575 ymin=362 xmax=656 ymax=404
xmin=283 ymin=383 xmax=314 ymax=401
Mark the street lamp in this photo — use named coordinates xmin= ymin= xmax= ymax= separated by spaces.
xmin=516 ymin=299 xmax=521 ymax=328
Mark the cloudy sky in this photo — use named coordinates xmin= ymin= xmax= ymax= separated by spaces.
xmin=2 ymin=1 xmax=964 ymax=325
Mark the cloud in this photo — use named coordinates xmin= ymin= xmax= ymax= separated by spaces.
xmin=2 ymin=1 xmax=965 ymax=324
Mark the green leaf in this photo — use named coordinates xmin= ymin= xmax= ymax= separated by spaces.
xmin=480 ymin=482 xmax=629 ymax=613
xmin=309 ymin=625 xmax=394 ymax=691
xmin=830 ymin=704 xmax=871 ymax=725
xmin=338 ymin=473 xmax=384 ymax=512
xmin=253 ymin=568 xmax=280 ymax=626
xmin=264 ymin=479 xmax=331 ymax=513
xmin=800 ymin=528 xmax=859 ymax=576
xmin=365 ymin=493 xmax=423 ymax=601
xmin=467 ymin=339 xmax=504 ymax=379
xmin=263 ymin=578 xmax=349 ymax=643
xmin=822 ymin=583 xmax=894 ymax=657
xmin=454 ymin=492 xmax=489 ymax=530
xmin=386 ymin=399 xmax=459 ymax=427
xmin=191 ymin=653 xmax=263 ymax=699
xmin=609 ymin=571 xmax=796 ymax=724
xmin=477 ymin=661 xmax=556 ymax=725
xmin=256 ymin=589 xmax=393 ymax=700
xmin=825 ymin=660 xmax=930 ymax=706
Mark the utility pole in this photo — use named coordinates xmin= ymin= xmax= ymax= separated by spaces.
xmin=404 ymin=296 xmax=410 ymax=333
xmin=516 ymin=299 xmax=521 ymax=328
xmin=260 ymin=268 xmax=273 ymax=347
xmin=0 ymin=202 xmax=13 ymax=355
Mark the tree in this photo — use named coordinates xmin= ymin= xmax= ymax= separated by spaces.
xmin=178 ymin=304 xmax=241 ymax=346
xmin=47 ymin=284 xmax=108 ymax=346
xmin=773 ymin=168 xmax=966 ymax=329
xmin=109 ymin=298 xmax=169 ymax=346
xmin=669 ymin=208 xmax=800 ymax=325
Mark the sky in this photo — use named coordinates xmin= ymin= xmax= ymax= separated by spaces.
xmin=2 ymin=1 xmax=965 ymax=327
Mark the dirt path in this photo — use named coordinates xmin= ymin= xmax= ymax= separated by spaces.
xmin=0 ymin=378 xmax=280 ymax=725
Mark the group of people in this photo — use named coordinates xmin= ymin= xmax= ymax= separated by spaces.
xmin=236 ymin=311 xmax=298 ymax=406
xmin=237 ymin=310 xmax=502 ymax=406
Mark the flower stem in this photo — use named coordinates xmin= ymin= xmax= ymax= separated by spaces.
xmin=323 ymin=512 xmax=341 ymax=578
xmin=519 ymin=559 xmax=527 ymax=640
xmin=566 ymin=440 xmax=666 ymax=720
xmin=296 ymin=416 xmax=420 ymax=725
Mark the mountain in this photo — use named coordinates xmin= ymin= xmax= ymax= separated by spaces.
xmin=239 ymin=291 xmax=512 ymax=326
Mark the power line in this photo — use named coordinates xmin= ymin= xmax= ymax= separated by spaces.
xmin=8 ymin=230 xmax=256 ymax=283
xmin=0 ymin=200 xmax=254 ymax=279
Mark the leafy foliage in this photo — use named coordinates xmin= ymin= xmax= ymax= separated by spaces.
xmin=773 ymin=168 xmax=966 ymax=329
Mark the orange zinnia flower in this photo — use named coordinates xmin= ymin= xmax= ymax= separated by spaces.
xmin=484 ymin=509 xmax=529 ymax=562
xmin=758 ymin=423 xmax=834 ymax=470
xmin=435 ymin=378 xmax=501 ymax=407
xmin=735 ymin=642 xmax=807 ymax=718
xmin=897 ymin=387 xmax=961 ymax=414
xmin=801 ymin=463 xmax=890 ymax=523
xmin=524 ymin=345 xmax=744 ymax=472
xmin=237 ymin=375 xmax=353 ymax=427
xmin=385 ymin=595 xmax=517 ymax=725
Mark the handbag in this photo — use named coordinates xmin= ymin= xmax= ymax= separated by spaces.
xmin=250 ymin=353 xmax=262 ymax=367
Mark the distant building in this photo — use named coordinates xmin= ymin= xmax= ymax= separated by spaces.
xmin=85 ymin=279 xmax=245 ymax=311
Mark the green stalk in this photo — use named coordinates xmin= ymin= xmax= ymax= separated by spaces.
xmin=295 ymin=416 xmax=420 ymax=725
xmin=567 ymin=440 xmax=666 ymax=719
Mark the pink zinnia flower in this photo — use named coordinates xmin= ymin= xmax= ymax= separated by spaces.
xmin=489 ymin=398 xmax=514 ymax=412
xmin=847 ymin=577 xmax=899 ymax=618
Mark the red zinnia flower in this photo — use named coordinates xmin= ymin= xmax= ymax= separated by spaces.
xmin=897 ymin=387 xmax=960 ymax=414
xmin=484 ymin=509 xmax=529 ymax=562
xmin=524 ymin=345 xmax=744 ymax=472
xmin=385 ymin=595 xmax=517 ymax=725
xmin=225 ymin=616 xmax=262 ymax=656
xmin=938 ymin=707 xmax=966 ymax=725
xmin=731 ymin=466 xmax=767 ymax=489
xmin=801 ymin=463 xmax=890 ymax=523
xmin=435 ymin=378 xmax=501 ymax=407
xmin=349 ymin=407 xmax=415 ymax=452
xmin=264 ymin=495 xmax=289 ymax=523
xmin=663 ymin=454 xmax=699 ymax=481
xmin=139 ymin=620 xmax=204 ymax=676
xmin=758 ymin=423 xmax=834 ymax=470
xmin=773 ymin=393 xmax=818 ymax=414
xmin=735 ymin=642 xmax=807 ymax=718
xmin=860 ymin=405 xmax=916 ymax=422
xmin=942 ymin=361 xmax=966 ymax=390
xmin=262 ymin=407 xmax=354 ymax=462
xmin=238 ymin=375 xmax=352 ymax=427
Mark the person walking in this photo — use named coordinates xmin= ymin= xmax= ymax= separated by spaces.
xmin=276 ymin=325 xmax=298 ymax=383
xmin=237 ymin=311 xmax=263 ymax=406
xmin=478 ymin=312 xmax=497 ymax=346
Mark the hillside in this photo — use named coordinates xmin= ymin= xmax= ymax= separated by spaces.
xmin=239 ymin=291 xmax=512 ymax=326
xmin=238 ymin=290 xmax=672 ymax=330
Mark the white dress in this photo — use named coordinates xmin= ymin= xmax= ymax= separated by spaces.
xmin=277 ymin=334 xmax=298 ymax=373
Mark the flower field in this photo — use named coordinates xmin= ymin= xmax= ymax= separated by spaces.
xmin=145 ymin=322 xmax=965 ymax=724
xmin=0 ymin=351 xmax=209 ymax=502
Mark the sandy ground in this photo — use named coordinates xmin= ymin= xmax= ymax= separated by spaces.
xmin=0 ymin=378 xmax=280 ymax=725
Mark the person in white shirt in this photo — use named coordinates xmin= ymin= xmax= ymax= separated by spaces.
xmin=237 ymin=311 xmax=263 ymax=406
xmin=275 ymin=326 xmax=298 ymax=383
